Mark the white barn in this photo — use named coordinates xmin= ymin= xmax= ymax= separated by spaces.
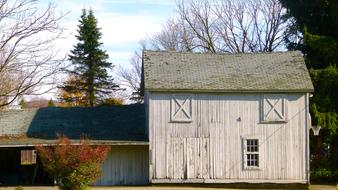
xmin=143 ymin=51 xmax=314 ymax=186
xmin=0 ymin=50 xmax=314 ymax=188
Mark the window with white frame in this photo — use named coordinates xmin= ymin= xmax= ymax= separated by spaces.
xmin=243 ymin=138 xmax=260 ymax=169
xmin=261 ymin=94 xmax=287 ymax=122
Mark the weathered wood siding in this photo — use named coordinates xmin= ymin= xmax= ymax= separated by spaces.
xmin=148 ymin=93 xmax=308 ymax=183
xmin=95 ymin=145 xmax=149 ymax=185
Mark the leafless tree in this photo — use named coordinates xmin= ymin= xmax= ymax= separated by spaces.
xmin=117 ymin=50 xmax=143 ymax=103
xmin=150 ymin=0 xmax=288 ymax=53
xmin=150 ymin=18 xmax=195 ymax=52
xmin=177 ymin=0 xmax=220 ymax=52
xmin=0 ymin=0 xmax=65 ymax=108
xmin=214 ymin=0 xmax=287 ymax=52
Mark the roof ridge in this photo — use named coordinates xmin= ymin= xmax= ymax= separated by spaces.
xmin=143 ymin=50 xmax=302 ymax=56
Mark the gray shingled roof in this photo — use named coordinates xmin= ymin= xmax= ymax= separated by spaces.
xmin=0 ymin=104 xmax=147 ymax=146
xmin=143 ymin=51 xmax=314 ymax=92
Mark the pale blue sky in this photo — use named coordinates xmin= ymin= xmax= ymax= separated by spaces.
xmin=36 ymin=0 xmax=177 ymax=100
xmin=49 ymin=0 xmax=176 ymax=66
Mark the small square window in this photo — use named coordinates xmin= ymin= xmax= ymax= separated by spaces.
xmin=246 ymin=154 xmax=259 ymax=167
xmin=247 ymin=139 xmax=258 ymax=152
xmin=21 ymin=150 xmax=37 ymax=165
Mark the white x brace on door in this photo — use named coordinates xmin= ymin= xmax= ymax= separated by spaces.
xmin=262 ymin=94 xmax=287 ymax=122
xmin=171 ymin=94 xmax=192 ymax=122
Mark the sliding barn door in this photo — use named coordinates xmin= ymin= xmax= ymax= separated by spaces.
xmin=168 ymin=137 xmax=209 ymax=179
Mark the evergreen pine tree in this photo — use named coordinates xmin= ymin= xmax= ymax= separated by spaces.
xmin=280 ymin=0 xmax=338 ymax=69
xmin=62 ymin=9 xmax=119 ymax=106
xmin=279 ymin=0 xmax=338 ymax=176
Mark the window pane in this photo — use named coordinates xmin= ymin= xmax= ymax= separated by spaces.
xmin=246 ymin=153 xmax=259 ymax=167
xmin=247 ymin=139 xmax=259 ymax=152
xmin=253 ymin=154 xmax=259 ymax=166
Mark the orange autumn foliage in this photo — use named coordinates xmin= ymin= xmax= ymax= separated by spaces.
xmin=36 ymin=135 xmax=109 ymax=190
xmin=57 ymin=75 xmax=88 ymax=107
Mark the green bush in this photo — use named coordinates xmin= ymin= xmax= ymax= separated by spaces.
xmin=311 ymin=168 xmax=338 ymax=184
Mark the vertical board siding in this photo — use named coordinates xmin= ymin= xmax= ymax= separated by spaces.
xmin=149 ymin=93 xmax=307 ymax=182
xmin=95 ymin=145 xmax=148 ymax=185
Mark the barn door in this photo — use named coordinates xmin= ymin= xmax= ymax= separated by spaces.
xmin=168 ymin=137 xmax=209 ymax=179
xmin=168 ymin=137 xmax=186 ymax=179
xmin=186 ymin=138 xmax=209 ymax=179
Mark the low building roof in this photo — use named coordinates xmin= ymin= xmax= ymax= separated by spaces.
xmin=0 ymin=104 xmax=147 ymax=147
xmin=143 ymin=51 xmax=314 ymax=92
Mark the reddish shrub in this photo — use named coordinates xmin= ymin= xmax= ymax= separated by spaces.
xmin=36 ymin=135 xmax=109 ymax=190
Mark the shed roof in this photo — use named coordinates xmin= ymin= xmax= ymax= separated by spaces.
xmin=143 ymin=51 xmax=314 ymax=92
xmin=0 ymin=104 xmax=147 ymax=147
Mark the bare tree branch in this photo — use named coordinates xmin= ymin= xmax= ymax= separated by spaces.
xmin=149 ymin=0 xmax=288 ymax=53
xmin=149 ymin=18 xmax=195 ymax=52
xmin=0 ymin=0 xmax=66 ymax=108
xmin=117 ymin=50 xmax=143 ymax=103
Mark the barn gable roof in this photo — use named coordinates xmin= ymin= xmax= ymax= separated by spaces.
xmin=0 ymin=104 xmax=147 ymax=146
xmin=143 ymin=51 xmax=314 ymax=92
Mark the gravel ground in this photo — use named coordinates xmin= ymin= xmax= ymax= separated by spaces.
xmin=0 ymin=185 xmax=336 ymax=190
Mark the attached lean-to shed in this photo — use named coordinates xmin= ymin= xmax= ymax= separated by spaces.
xmin=0 ymin=105 xmax=148 ymax=186
xmin=143 ymin=51 xmax=314 ymax=185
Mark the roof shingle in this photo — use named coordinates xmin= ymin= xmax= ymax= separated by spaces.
xmin=143 ymin=51 xmax=314 ymax=92
xmin=0 ymin=104 xmax=147 ymax=146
